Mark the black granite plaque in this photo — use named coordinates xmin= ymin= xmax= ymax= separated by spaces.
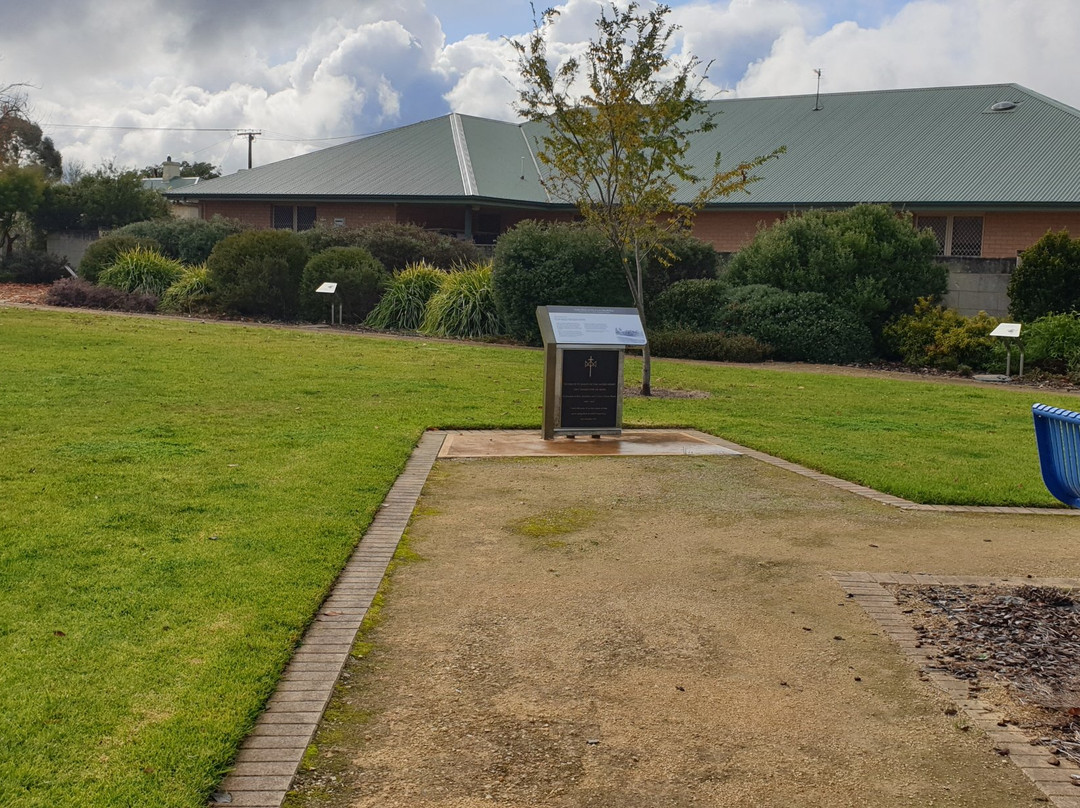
xmin=560 ymin=349 xmax=619 ymax=429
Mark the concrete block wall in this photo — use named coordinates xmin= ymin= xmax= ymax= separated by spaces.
xmin=941 ymin=257 xmax=1014 ymax=318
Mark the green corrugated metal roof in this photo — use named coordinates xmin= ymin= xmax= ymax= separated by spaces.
xmin=169 ymin=84 xmax=1080 ymax=208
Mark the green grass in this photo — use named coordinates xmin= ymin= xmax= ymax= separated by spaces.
xmin=0 ymin=307 xmax=1076 ymax=807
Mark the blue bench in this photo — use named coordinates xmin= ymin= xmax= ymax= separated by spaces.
xmin=1032 ymin=403 xmax=1080 ymax=508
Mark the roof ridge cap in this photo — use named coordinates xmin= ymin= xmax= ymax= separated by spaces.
xmin=449 ymin=113 xmax=477 ymax=197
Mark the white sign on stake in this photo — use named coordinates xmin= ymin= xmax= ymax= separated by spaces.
xmin=316 ymin=282 xmax=338 ymax=294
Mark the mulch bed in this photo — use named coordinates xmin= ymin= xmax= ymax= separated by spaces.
xmin=894 ymin=584 xmax=1080 ymax=765
xmin=0 ymin=283 xmax=50 ymax=305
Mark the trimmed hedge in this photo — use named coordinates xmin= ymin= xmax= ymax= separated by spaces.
xmin=299 ymin=222 xmax=480 ymax=271
xmin=648 ymin=329 xmax=772 ymax=362
xmin=299 ymin=247 xmax=389 ymax=323
xmin=492 ymin=221 xmax=630 ymax=345
xmin=650 ymin=278 xmax=730 ymax=331
xmin=641 ymin=232 xmax=720 ymax=303
xmin=207 ymin=230 xmax=309 ymax=319
xmin=116 ymin=217 xmax=247 ymax=265
xmin=724 ymin=204 xmax=944 ymax=341
xmin=1008 ymin=230 xmax=1080 ymax=321
xmin=716 ymin=284 xmax=875 ymax=364
xmin=0 ymin=251 xmax=70 ymax=284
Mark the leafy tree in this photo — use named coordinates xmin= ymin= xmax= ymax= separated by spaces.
xmin=33 ymin=163 xmax=169 ymax=232
xmin=512 ymin=2 xmax=782 ymax=393
xmin=1008 ymin=230 xmax=1080 ymax=321
xmin=0 ymin=164 xmax=45 ymax=256
xmin=0 ymin=84 xmax=62 ymax=179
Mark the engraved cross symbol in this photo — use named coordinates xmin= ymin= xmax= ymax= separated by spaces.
xmin=585 ymin=356 xmax=597 ymax=378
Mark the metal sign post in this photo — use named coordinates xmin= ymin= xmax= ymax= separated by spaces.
xmin=990 ymin=322 xmax=1023 ymax=378
xmin=315 ymin=281 xmax=340 ymax=325
xmin=536 ymin=305 xmax=646 ymax=440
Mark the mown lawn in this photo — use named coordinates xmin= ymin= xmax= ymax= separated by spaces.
xmin=0 ymin=307 xmax=1075 ymax=807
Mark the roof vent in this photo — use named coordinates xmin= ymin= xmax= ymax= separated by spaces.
xmin=987 ymin=100 xmax=1018 ymax=112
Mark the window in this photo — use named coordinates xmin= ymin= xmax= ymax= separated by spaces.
xmin=915 ymin=214 xmax=982 ymax=257
xmin=951 ymin=216 xmax=983 ymax=257
xmin=271 ymin=205 xmax=317 ymax=231
xmin=916 ymin=215 xmax=947 ymax=256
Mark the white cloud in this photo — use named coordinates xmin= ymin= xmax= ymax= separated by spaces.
xmin=4 ymin=0 xmax=1079 ymax=178
xmin=734 ymin=0 xmax=1080 ymax=105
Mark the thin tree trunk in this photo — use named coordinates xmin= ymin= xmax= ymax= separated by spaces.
xmin=633 ymin=243 xmax=651 ymax=396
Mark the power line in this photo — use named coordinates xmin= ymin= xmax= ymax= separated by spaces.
xmin=45 ymin=123 xmax=238 ymax=132
xmin=44 ymin=121 xmax=387 ymax=142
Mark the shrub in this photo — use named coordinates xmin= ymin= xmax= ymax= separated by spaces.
xmin=78 ymin=234 xmax=161 ymax=283
xmin=45 ymin=277 xmax=157 ymax=312
xmin=716 ymin=284 xmax=875 ymax=364
xmin=365 ymin=262 xmax=446 ymax=331
xmin=650 ymin=278 xmax=731 ymax=331
xmin=206 ymin=230 xmax=309 ymax=319
xmin=160 ymin=264 xmax=213 ymax=314
xmin=117 ymin=216 xmax=247 ymax=265
xmin=881 ymin=298 xmax=999 ymax=371
xmin=1008 ymin=230 xmax=1080 ymax=321
xmin=724 ymin=204 xmax=944 ymax=341
xmin=0 ymin=251 xmax=70 ymax=283
xmin=299 ymin=247 xmax=389 ymax=323
xmin=641 ymin=232 xmax=720 ymax=303
xmin=648 ymin=329 xmax=772 ymax=362
xmin=420 ymin=262 xmax=503 ymax=339
xmin=300 ymin=222 xmax=481 ymax=271
xmin=492 ymin=221 xmax=630 ymax=345
xmin=98 ymin=246 xmax=184 ymax=296
xmin=1023 ymin=313 xmax=1080 ymax=379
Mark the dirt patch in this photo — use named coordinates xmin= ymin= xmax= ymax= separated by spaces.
xmin=285 ymin=455 xmax=1080 ymax=808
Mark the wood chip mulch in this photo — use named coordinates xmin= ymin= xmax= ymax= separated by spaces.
xmin=0 ymin=283 xmax=51 ymax=305
xmin=894 ymin=584 xmax=1080 ymax=765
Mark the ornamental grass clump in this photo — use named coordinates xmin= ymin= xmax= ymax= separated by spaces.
xmin=420 ymin=261 xmax=503 ymax=339
xmin=365 ymin=261 xmax=445 ymax=331
xmin=159 ymin=263 xmax=213 ymax=313
xmin=98 ymin=245 xmax=184 ymax=297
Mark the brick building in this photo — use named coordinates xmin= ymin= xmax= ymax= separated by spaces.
xmin=169 ymin=84 xmax=1080 ymax=315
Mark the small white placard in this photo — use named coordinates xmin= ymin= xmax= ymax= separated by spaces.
xmin=316 ymin=282 xmax=338 ymax=294
xmin=990 ymin=322 xmax=1021 ymax=338
xmin=548 ymin=309 xmax=646 ymax=346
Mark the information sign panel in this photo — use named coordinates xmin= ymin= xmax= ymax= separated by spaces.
xmin=546 ymin=308 xmax=646 ymax=346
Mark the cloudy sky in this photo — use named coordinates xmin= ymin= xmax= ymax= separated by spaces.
xmin=5 ymin=0 xmax=1077 ymax=177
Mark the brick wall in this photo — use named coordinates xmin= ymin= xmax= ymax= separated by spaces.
xmin=982 ymin=211 xmax=1080 ymax=258
xmin=689 ymin=210 xmax=788 ymax=252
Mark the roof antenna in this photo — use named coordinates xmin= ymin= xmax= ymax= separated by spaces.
xmin=520 ymin=156 xmax=526 ymax=181
xmin=813 ymin=68 xmax=822 ymax=111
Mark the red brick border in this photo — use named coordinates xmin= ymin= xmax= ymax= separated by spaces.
xmin=832 ymin=572 xmax=1080 ymax=808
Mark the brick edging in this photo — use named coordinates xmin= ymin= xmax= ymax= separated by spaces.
xmin=831 ymin=572 xmax=1080 ymax=808
xmin=209 ymin=431 xmax=445 ymax=808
